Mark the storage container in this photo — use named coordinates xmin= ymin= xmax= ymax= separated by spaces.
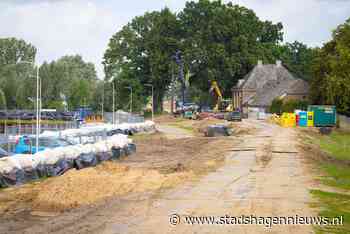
xmin=299 ymin=111 xmax=308 ymax=127
xmin=307 ymin=106 xmax=336 ymax=127
xmin=307 ymin=111 xmax=314 ymax=127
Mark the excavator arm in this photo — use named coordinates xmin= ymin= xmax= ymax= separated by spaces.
xmin=209 ymin=81 xmax=233 ymax=112
xmin=210 ymin=81 xmax=223 ymax=112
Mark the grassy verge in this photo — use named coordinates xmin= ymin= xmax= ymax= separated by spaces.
xmin=305 ymin=130 xmax=350 ymax=233
xmin=318 ymin=132 xmax=350 ymax=161
xmin=311 ymin=190 xmax=350 ymax=234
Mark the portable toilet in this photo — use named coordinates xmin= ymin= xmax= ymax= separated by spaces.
xmin=307 ymin=111 xmax=314 ymax=127
xmin=299 ymin=111 xmax=308 ymax=127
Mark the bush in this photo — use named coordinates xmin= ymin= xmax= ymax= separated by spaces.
xmin=269 ymin=98 xmax=283 ymax=114
xmin=269 ymin=98 xmax=309 ymax=114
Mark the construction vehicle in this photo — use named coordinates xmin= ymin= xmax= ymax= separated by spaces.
xmin=209 ymin=81 xmax=233 ymax=113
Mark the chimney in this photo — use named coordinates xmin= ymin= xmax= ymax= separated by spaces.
xmin=276 ymin=60 xmax=282 ymax=67
xmin=257 ymin=60 xmax=263 ymax=67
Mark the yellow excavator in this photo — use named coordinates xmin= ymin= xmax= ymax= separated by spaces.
xmin=209 ymin=81 xmax=233 ymax=112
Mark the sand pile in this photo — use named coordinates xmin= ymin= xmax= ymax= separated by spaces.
xmin=32 ymin=162 xmax=193 ymax=212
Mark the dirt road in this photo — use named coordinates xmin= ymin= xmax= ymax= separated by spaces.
xmin=97 ymin=120 xmax=314 ymax=234
xmin=0 ymin=119 xmax=314 ymax=233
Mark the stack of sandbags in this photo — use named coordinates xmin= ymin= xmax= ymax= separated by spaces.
xmin=41 ymin=121 xmax=156 ymax=140
xmin=0 ymin=135 xmax=136 ymax=188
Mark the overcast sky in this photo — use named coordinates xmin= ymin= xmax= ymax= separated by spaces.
xmin=0 ymin=0 xmax=349 ymax=78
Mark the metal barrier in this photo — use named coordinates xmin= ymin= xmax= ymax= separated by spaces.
xmin=104 ymin=111 xmax=144 ymax=124
xmin=1 ymin=121 xmax=76 ymax=136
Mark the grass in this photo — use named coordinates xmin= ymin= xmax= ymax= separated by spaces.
xmin=318 ymin=132 xmax=350 ymax=161
xmin=320 ymin=163 xmax=350 ymax=190
xmin=311 ymin=190 xmax=350 ymax=234
xmin=306 ymin=130 xmax=350 ymax=233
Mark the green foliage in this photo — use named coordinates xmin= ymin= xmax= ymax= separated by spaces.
xmin=269 ymin=98 xmax=283 ymax=114
xmin=179 ymin=0 xmax=284 ymax=96
xmin=39 ymin=55 xmax=99 ymax=111
xmin=103 ymin=1 xmax=287 ymax=110
xmin=0 ymin=37 xmax=37 ymax=110
xmin=103 ymin=8 xmax=180 ymax=112
xmin=311 ymin=18 xmax=350 ymax=115
xmin=281 ymin=99 xmax=309 ymax=113
xmin=277 ymin=41 xmax=316 ymax=81
xmin=269 ymin=98 xmax=308 ymax=113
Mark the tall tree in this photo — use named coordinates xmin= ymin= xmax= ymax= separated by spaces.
xmin=311 ymin=18 xmax=350 ymax=114
xmin=103 ymin=8 xmax=181 ymax=112
xmin=277 ymin=41 xmax=315 ymax=81
xmin=179 ymin=0 xmax=284 ymax=96
xmin=0 ymin=37 xmax=37 ymax=109
xmin=39 ymin=55 xmax=99 ymax=110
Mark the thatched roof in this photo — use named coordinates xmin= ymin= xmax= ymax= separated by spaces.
xmin=237 ymin=61 xmax=309 ymax=106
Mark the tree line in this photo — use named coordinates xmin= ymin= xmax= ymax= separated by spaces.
xmin=310 ymin=18 xmax=350 ymax=115
xmin=103 ymin=0 xmax=315 ymax=112
xmin=0 ymin=38 xmax=101 ymax=111
xmin=0 ymin=0 xmax=348 ymax=115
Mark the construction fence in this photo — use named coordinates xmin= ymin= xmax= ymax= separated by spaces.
xmin=104 ymin=111 xmax=145 ymax=124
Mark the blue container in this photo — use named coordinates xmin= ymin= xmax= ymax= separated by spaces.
xmin=298 ymin=111 xmax=308 ymax=127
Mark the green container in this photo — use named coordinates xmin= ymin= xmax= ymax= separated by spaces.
xmin=307 ymin=105 xmax=337 ymax=127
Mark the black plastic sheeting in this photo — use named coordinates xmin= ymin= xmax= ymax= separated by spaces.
xmin=206 ymin=125 xmax=231 ymax=137
xmin=0 ymin=144 xmax=136 ymax=188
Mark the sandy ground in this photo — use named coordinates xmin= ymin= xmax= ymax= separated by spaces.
xmin=0 ymin=117 xmax=315 ymax=234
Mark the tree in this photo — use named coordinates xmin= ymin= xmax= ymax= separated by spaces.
xmin=39 ymin=55 xmax=99 ymax=111
xmin=104 ymin=1 xmax=285 ymax=111
xmin=0 ymin=38 xmax=37 ymax=109
xmin=179 ymin=0 xmax=284 ymax=97
xmin=278 ymin=41 xmax=315 ymax=81
xmin=103 ymin=8 xmax=181 ymax=112
xmin=311 ymin=18 xmax=350 ymax=115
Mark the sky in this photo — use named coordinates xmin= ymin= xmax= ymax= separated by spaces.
xmin=0 ymin=0 xmax=349 ymax=79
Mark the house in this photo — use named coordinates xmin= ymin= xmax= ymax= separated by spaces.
xmin=232 ymin=60 xmax=309 ymax=111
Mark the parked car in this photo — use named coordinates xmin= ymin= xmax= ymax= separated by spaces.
xmin=0 ymin=112 xmax=7 ymax=120
xmin=225 ymin=111 xmax=242 ymax=122
xmin=14 ymin=136 xmax=73 ymax=154
xmin=22 ymin=112 xmax=35 ymax=120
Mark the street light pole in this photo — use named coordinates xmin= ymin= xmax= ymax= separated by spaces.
xmin=130 ymin=87 xmax=133 ymax=113
xmin=125 ymin=87 xmax=133 ymax=113
xmin=15 ymin=61 xmax=40 ymax=153
xmin=112 ymin=81 xmax=115 ymax=125
xmin=145 ymin=84 xmax=154 ymax=122
xmin=35 ymin=65 xmax=39 ymax=153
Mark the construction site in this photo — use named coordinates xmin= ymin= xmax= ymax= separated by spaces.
xmin=1 ymin=1 xmax=350 ymax=234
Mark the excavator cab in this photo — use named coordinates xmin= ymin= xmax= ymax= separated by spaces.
xmin=209 ymin=81 xmax=233 ymax=113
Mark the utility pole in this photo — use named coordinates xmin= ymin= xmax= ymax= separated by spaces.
xmin=35 ymin=65 xmax=39 ymax=153
xmin=145 ymin=84 xmax=154 ymax=121
xmin=171 ymin=65 xmax=174 ymax=114
xmin=125 ymin=86 xmax=133 ymax=113
xmin=101 ymin=81 xmax=104 ymax=120
xmin=173 ymin=50 xmax=185 ymax=115
xmin=112 ymin=81 xmax=115 ymax=125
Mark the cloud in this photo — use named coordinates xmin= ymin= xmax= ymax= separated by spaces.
xmin=0 ymin=0 xmax=349 ymax=79
xmin=233 ymin=0 xmax=350 ymax=46
xmin=0 ymin=0 xmax=126 ymax=78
